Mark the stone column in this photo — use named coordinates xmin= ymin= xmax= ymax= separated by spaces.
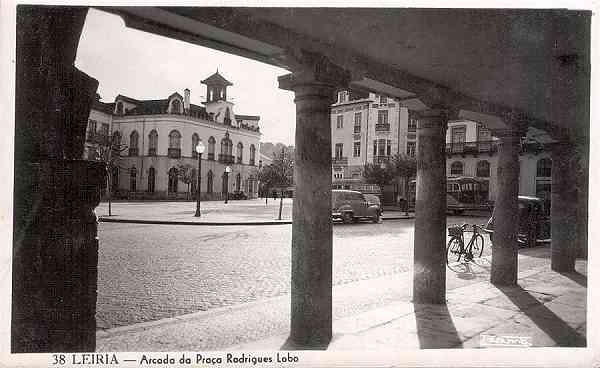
xmin=575 ymin=139 xmax=589 ymax=259
xmin=413 ymin=109 xmax=448 ymax=304
xmin=551 ymin=142 xmax=578 ymax=271
xmin=12 ymin=6 xmax=106 ymax=352
xmin=490 ymin=130 xmax=521 ymax=285
xmin=279 ymin=58 xmax=349 ymax=349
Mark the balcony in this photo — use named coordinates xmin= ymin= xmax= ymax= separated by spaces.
xmin=128 ymin=147 xmax=139 ymax=157
xmin=218 ymin=154 xmax=235 ymax=164
xmin=148 ymin=148 xmax=157 ymax=156
xmin=332 ymin=156 xmax=348 ymax=165
xmin=445 ymin=141 xmax=498 ymax=156
xmin=168 ymin=148 xmax=181 ymax=159
xmin=353 ymin=126 xmax=361 ymax=134
xmin=408 ymin=124 xmax=417 ymax=132
xmin=237 ymin=156 xmax=242 ymax=164
xmin=375 ymin=123 xmax=390 ymax=132
xmin=86 ymin=132 xmax=110 ymax=146
xmin=373 ymin=155 xmax=390 ymax=165
xmin=207 ymin=152 xmax=215 ymax=161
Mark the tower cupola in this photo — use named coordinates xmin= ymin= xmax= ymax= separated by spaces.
xmin=201 ymin=70 xmax=233 ymax=103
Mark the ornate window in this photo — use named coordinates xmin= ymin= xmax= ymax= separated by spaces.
xmin=476 ymin=160 xmax=491 ymax=177
xmin=450 ymin=161 xmax=464 ymax=176
xmin=147 ymin=167 xmax=155 ymax=193
xmin=116 ymin=101 xmax=123 ymax=115
xmin=148 ymin=130 xmax=158 ymax=156
xmin=537 ymin=158 xmax=552 ymax=177
xmin=220 ymin=133 xmax=233 ymax=163
xmin=129 ymin=167 xmax=137 ymax=192
xmin=129 ymin=131 xmax=139 ymax=156
xmin=192 ymin=133 xmax=200 ymax=158
xmin=112 ymin=131 xmax=122 ymax=147
xmin=168 ymin=130 xmax=182 ymax=158
xmin=171 ymin=99 xmax=181 ymax=114
xmin=237 ymin=142 xmax=243 ymax=163
xmin=249 ymin=145 xmax=256 ymax=165
xmin=208 ymin=136 xmax=216 ymax=160
xmin=168 ymin=167 xmax=178 ymax=193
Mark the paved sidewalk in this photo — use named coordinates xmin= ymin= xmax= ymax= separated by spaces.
xmin=96 ymin=199 xmax=414 ymax=225
xmin=96 ymin=245 xmax=586 ymax=351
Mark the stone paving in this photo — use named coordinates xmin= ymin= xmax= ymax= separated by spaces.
xmin=96 ymin=245 xmax=584 ymax=352
xmin=96 ymin=216 xmax=490 ymax=330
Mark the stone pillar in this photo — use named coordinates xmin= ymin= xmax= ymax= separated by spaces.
xmin=413 ymin=109 xmax=448 ymax=304
xmin=575 ymin=139 xmax=589 ymax=259
xmin=12 ymin=6 xmax=106 ymax=352
xmin=279 ymin=58 xmax=349 ymax=349
xmin=551 ymin=142 xmax=578 ymax=271
xmin=490 ymin=130 xmax=521 ymax=285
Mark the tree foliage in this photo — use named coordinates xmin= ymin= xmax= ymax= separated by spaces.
xmin=258 ymin=149 xmax=294 ymax=192
xmin=362 ymin=163 xmax=394 ymax=188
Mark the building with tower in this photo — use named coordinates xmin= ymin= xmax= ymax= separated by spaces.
xmin=84 ymin=71 xmax=261 ymax=200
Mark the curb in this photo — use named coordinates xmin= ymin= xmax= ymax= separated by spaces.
xmin=98 ymin=215 xmax=414 ymax=226
xmin=98 ymin=217 xmax=293 ymax=226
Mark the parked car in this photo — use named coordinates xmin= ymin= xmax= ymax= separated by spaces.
xmin=363 ymin=193 xmax=383 ymax=216
xmin=332 ymin=189 xmax=381 ymax=223
xmin=231 ymin=191 xmax=248 ymax=200
xmin=484 ymin=195 xmax=550 ymax=247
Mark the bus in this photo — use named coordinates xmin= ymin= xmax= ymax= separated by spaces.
xmin=408 ymin=176 xmax=491 ymax=214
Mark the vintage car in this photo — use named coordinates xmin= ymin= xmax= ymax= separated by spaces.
xmin=332 ymin=189 xmax=381 ymax=223
xmin=484 ymin=195 xmax=551 ymax=247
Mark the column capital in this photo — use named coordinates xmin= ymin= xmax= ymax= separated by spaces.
xmin=278 ymin=49 xmax=351 ymax=92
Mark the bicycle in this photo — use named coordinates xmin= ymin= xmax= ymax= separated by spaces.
xmin=446 ymin=223 xmax=485 ymax=264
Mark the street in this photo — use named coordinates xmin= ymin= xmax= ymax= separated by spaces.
xmin=96 ymin=215 xmax=490 ymax=330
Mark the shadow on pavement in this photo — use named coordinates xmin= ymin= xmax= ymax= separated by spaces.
xmin=497 ymin=285 xmax=586 ymax=347
xmin=447 ymin=258 xmax=491 ymax=279
xmin=559 ymin=271 xmax=587 ymax=288
xmin=414 ymin=304 xmax=463 ymax=349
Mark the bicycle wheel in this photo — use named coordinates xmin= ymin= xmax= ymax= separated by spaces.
xmin=446 ymin=237 xmax=463 ymax=264
xmin=471 ymin=234 xmax=484 ymax=258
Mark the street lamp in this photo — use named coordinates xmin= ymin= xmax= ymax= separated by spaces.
xmin=224 ymin=166 xmax=232 ymax=204
xmin=194 ymin=141 xmax=205 ymax=217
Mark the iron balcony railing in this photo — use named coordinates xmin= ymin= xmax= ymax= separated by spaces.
xmin=168 ymin=148 xmax=181 ymax=159
xmin=446 ymin=140 xmax=498 ymax=155
xmin=86 ymin=132 xmax=110 ymax=146
xmin=128 ymin=147 xmax=139 ymax=156
xmin=218 ymin=154 xmax=235 ymax=164
xmin=207 ymin=152 xmax=215 ymax=160
xmin=148 ymin=148 xmax=157 ymax=156
xmin=375 ymin=123 xmax=390 ymax=132
xmin=332 ymin=156 xmax=348 ymax=165
xmin=373 ymin=155 xmax=390 ymax=165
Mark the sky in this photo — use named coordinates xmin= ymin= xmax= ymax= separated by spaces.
xmin=75 ymin=9 xmax=296 ymax=145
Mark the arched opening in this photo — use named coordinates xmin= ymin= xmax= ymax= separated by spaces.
xmin=148 ymin=130 xmax=158 ymax=156
xmin=237 ymin=142 xmax=243 ymax=163
xmin=129 ymin=167 xmax=137 ymax=192
xmin=249 ymin=144 xmax=256 ymax=166
xmin=207 ymin=170 xmax=213 ymax=194
xmin=168 ymin=130 xmax=182 ymax=158
xmin=235 ymin=173 xmax=241 ymax=191
xmin=208 ymin=136 xmax=216 ymax=160
xmin=450 ymin=161 xmax=464 ymax=176
xmin=476 ymin=160 xmax=490 ymax=177
xmin=147 ymin=167 xmax=155 ymax=193
xmin=168 ymin=167 xmax=178 ymax=193
xmin=192 ymin=133 xmax=200 ymax=158
xmin=129 ymin=130 xmax=139 ymax=156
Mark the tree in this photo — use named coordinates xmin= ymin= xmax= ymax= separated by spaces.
xmin=362 ymin=162 xmax=394 ymax=190
xmin=259 ymin=149 xmax=294 ymax=219
xmin=388 ymin=154 xmax=417 ymax=211
xmin=176 ymin=163 xmax=196 ymax=199
xmin=94 ymin=135 xmax=128 ymax=216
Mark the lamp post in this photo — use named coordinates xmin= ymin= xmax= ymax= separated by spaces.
xmin=194 ymin=141 xmax=205 ymax=217
xmin=224 ymin=166 xmax=232 ymax=204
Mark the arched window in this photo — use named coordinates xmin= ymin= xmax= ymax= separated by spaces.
xmin=168 ymin=167 xmax=178 ymax=193
xmin=129 ymin=167 xmax=137 ymax=192
xmin=148 ymin=130 xmax=158 ymax=156
xmin=207 ymin=170 xmax=213 ymax=193
xmin=236 ymin=142 xmax=243 ymax=163
xmin=450 ymin=161 xmax=464 ymax=176
xmin=147 ymin=167 xmax=155 ymax=193
xmin=171 ymin=99 xmax=181 ymax=114
xmin=537 ymin=158 xmax=552 ymax=177
xmin=112 ymin=131 xmax=122 ymax=147
xmin=116 ymin=101 xmax=123 ymax=115
xmin=249 ymin=144 xmax=256 ymax=166
xmin=168 ymin=130 xmax=181 ymax=158
xmin=235 ymin=173 xmax=241 ymax=191
xmin=129 ymin=131 xmax=139 ymax=156
xmin=111 ymin=166 xmax=119 ymax=193
xmin=192 ymin=133 xmax=200 ymax=158
xmin=220 ymin=133 xmax=233 ymax=163
xmin=476 ymin=160 xmax=490 ymax=177
xmin=208 ymin=136 xmax=216 ymax=160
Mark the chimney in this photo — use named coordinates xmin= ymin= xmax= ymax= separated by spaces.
xmin=184 ymin=88 xmax=190 ymax=112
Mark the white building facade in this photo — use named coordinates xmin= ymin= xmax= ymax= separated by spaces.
xmin=85 ymin=71 xmax=261 ymax=200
